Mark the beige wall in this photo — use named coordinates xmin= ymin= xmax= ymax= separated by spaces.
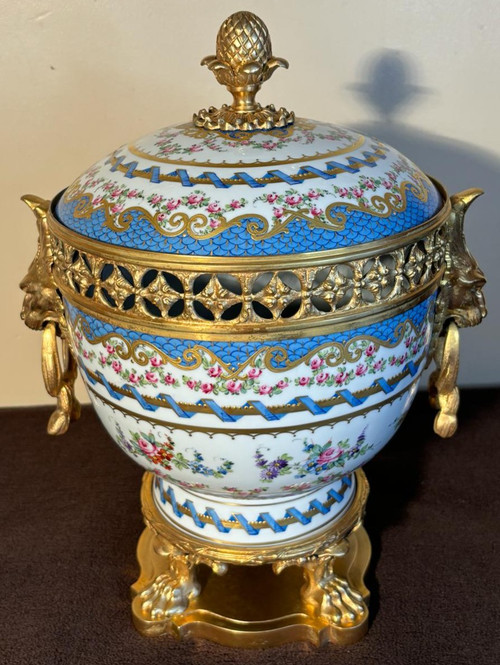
xmin=2 ymin=0 xmax=499 ymax=407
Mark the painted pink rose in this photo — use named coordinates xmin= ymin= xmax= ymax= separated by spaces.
xmin=266 ymin=193 xmax=278 ymax=204
xmin=138 ymin=438 xmax=157 ymax=455
xmin=412 ymin=343 xmax=419 ymax=355
xmin=307 ymin=189 xmax=320 ymax=199
xmin=373 ymin=360 xmax=383 ymax=371
xmin=129 ymin=373 xmax=140 ymax=384
xmin=187 ymin=194 xmax=204 ymax=205
xmin=405 ymin=337 xmax=413 ymax=348
xmin=189 ymin=144 xmax=202 ymax=152
xmin=285 ymin=194 xmax=302 ymax=206
xmin=111 ymin=360 xmax=122 ymax=373
xmin=389 ymin=172 xmax=397 ymax=181
xmin=298 ymin=377 xmax=310 ymax=386
xmin=382 ymin=179 xmax=393 ymax=189
xmin=310 ymin=357 xmax=323 ymax=370
xmin=206 ymin=202 xmax=221 ymax=214
xmin=166 ymin=198 xmax=181 ymax=211
xmin=355 ymin=364 xmax=368 ymax=376
xmin=201 ymin=382 xmax=214 ymax=394
xmin=389 ymin=357 xmax=397 ymax=366
xmin=229 ymin=200 xmax=242 ymax=209
xmin=208 ymin=365 xmax=222 ymax=378
xmin=316 ymin=372 xmax=329 ymax=384
xmin=151 ymin=194 xmax=163 ymax=205
xmin=110 ymin=188 xmax=122 ymax=198
xmin=157 ymin=212 xmax=167 ymax=222
xmin=262 ymin=141 xmax=277 ymax=150
xmin=276 ymin=380 xmax=288 ymax=390
xmin=338 ymin=187 xmax=349 ymax=197
xmin=310 ymin=206 xmax=323 ymax=217
xmin=104 ymin=183 xmax=114 ymax=190
xmin=151 ymin=357 xmax=162 ymax=367
xmin=258 ymin=384 xmax=272 ymax=395
xmin=164 ymin=374 xmax=176 ymax=385
xmin=209 ymin=219 xmax=220 ymax=228
xmin=335 ymin=372 xmax=347 ymax=385
xmin=286 ymin=482 xmax=311 ymax=492
xmin=145 ymin=372 xmax=158 ymax=384
xmin=110 ymin=203 xmax=124 ymax=214
xmin=273 ymin=206 xmax=284 ymax=219
xmin=364 ymin=179 xmax=375 ymax=189
xmin=352 ymin=188 xmax=364 ymax=198
xmin=398 ymin=353 xmax=408 ymax=364
xmin=75 ymin=331 xmax=82 ymax=340
xmin=317 ymin=448 xmax=341 ymax=466
xmin=365 ymin=343 xmax=376 ymax=357
xmin=127 ymin=189 xmax=139 ymax=198
xmin=105 ymin=343 xmax=115 ymax=354
xmin=99 ymin=353 xmax=107 ymax=365
xmin=93 ymin=196 xmax=103 ymax=205
xmin=186 ymin=379 xmax=197 ymax=389
xmin=247 ymin=367 xmax=262 ymax=378
xmin=226 ymin=380 xmax=242 ymax=394
xmin=83 ymin=350 xmax=89 ymax=359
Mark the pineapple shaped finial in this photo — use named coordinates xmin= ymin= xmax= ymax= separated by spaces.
xmin=216 ymin=12 xmax=272 ymax=70
xmin=194 ymin=12 xmax=294 ymax=131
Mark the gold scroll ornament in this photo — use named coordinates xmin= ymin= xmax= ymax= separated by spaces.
xmin=20 ymin=195 xmax=80 ymax=435
xmin=429 ymin=189 xmax=487 ymax=438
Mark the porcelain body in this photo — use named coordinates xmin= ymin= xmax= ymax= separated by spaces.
xmin=53 ymin=118 xmax=444 ymax=543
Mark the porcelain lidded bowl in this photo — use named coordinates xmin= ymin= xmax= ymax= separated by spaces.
xmin=20 ymin=11 xmax=486 ymax=546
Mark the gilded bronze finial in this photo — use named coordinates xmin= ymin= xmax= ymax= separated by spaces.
xmin=194 ymin=11 xmax=294 ymax=131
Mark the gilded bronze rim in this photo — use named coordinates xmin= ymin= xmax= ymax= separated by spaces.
xmin=60 ymin=277 xmax=441 ymax=340
xmin=47 ymin=178 xmax=448 ymax=339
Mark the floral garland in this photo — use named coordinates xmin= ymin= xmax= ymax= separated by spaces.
xmin=254 ymin=429 xmax=372 ymax=483
xmin=73 ymin=317 xmax=425 ymax=396
xmin=115 ymin=424 xmax=233 ymax=478
xmin=148 ymin=123 xmax=356 ymax=157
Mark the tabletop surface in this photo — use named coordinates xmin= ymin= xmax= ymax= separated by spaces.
xmin=1 ymin=389 xmax=499 ymax=665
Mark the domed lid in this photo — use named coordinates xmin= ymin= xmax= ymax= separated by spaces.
xmin=54 ymin=11 xmax=442 ymax=258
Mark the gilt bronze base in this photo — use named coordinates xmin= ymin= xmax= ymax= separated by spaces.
xmin=131 ymin=470 xmax=371 ymax=648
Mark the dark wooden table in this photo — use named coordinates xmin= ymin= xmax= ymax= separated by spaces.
xmin=1 ymin=389 xmax=499 ymax=665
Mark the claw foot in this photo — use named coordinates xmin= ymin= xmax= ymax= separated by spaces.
xmin=301 ymin=543 xmax=368 ymax=628
xmin=137 ymin=554 xmax=200 ymax=622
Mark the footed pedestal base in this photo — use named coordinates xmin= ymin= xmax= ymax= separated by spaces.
xmin=132 ymin=470 xmax=371 ymax=647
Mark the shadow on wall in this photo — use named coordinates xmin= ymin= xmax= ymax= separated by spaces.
xmin=347 ymin=49 xmax=500 ymax=387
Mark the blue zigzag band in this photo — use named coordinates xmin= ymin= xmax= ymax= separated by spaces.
xmin=81 ymin=355 xmax=424 ymax=422
xmin=155 ymin=477 xmax=352 ymax=535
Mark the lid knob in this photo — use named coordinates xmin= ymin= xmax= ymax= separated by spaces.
xmin=194 ymin=11 xmax=294 ymax=131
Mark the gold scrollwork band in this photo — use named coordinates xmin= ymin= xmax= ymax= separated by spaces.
xmin=66 ymin=189 xmax=347 ymax=240
xmin=74 ymin=314 xmax=421 ymax=378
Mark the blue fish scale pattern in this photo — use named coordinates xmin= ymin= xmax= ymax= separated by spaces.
xmin=56 ymin=185 xmax=441 ymax=257
xmin=65 ymin=295 xmax=435 ymax=369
